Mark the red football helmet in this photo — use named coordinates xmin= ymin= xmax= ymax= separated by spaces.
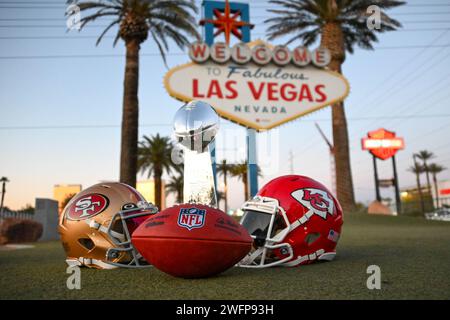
xmin=238 ymin=175 xmax=343 ymax=268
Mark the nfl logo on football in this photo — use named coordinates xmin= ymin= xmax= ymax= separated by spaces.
xmin=177 ymin=207 xmax=206 ymax=231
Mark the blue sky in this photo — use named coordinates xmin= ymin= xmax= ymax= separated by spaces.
xmin=1 ymin=0 xmax=450 ymax=210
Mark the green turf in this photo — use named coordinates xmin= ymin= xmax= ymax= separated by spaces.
xmin=1 ymin=213 xmax=449 ymax=300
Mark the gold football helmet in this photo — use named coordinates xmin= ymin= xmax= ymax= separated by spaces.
xmin=59 ymin=182 xmax=158 ymax=269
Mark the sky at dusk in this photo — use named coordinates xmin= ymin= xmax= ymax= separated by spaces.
xmin=1 ymin=0 xmax=450 ymax=210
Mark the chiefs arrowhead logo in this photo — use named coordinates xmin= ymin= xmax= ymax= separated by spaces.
xmin=291 ymin=188 xmax=334 ymax=219
xmin=66 ymin=193 xmax=109 ymax=220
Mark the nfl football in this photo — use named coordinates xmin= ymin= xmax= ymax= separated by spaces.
xmin=131 ymin=204 xmax=252 ymax=278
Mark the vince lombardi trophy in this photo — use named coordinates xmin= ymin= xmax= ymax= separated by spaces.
xmin=173 ymin=100 xmax=219 ymax=207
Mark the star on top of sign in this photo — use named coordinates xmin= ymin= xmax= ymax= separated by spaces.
xmin=199 ymin=0 xmax=254 ymax=44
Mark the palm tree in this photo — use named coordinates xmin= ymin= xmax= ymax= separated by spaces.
xmin=166 ymin=174 xmax=184 ymax=204
xmin=265 ymin=0 xmax=404 ymax=211
xmin=415 ymin=150 xmax=434 ymax=193
xmin=165 ymin=163 xmax=184 ymax=204
xmin=0 ymin=177 xmax=9 ymax=215
xmin=138 ymin=134 xmax=174 ymax=209
xmin=216 ymin=159 xmax=232 ymax=213
xmin=428 ymin=163 xmax=445 ymax=208
xmin=408 ymin=161 xmax=425 ymax=214
xmin=230 ymin=162 xmax=262 ymax=201
xmin=216 ymin=190 xmax=226 ymax=211
xmin=72 ymin=0 xmax=199 ymax=187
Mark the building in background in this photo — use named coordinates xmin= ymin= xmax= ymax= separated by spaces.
xmin=137 ymin=180 xmax=166 ymax=210
xmin=401 ymin=179 xmax=450 ymax=215
xmin=400 ymin=185 xmax=433 ymax=215
xmin=431 ymin=179 xmax=450 ymax=208
xmin=53 ymin=184 xmax=82 ymax=213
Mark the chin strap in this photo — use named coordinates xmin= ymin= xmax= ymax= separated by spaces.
xmin=238 ymin=247 xmax=265 ymax=266
xmin=66 ymin=258 xmax=118 ymax=270
xmin=283 ymin=249 xmax=336 ymax=267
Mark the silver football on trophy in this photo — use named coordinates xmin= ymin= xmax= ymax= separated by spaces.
xmin=173 ymin=100 xmax=219 ymax=152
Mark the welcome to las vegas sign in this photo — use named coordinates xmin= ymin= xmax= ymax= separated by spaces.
xmin=164 ymin=40 xmax=350 ymax=131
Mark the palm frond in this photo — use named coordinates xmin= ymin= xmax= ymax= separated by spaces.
xmin=74 ymin=0 xmax=200 ymax=62
xmin=266 ymin=0 xmax=405 ymax=53
xmin=95 ymin=18 xmax=120 ymax=45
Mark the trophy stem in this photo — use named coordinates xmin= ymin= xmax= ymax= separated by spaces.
xmin=183 ymin=146 xmax=217 ymax=207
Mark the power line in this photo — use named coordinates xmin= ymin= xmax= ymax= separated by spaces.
xmin=255 ymin=12 xmax=450 ymax=18
xmin=381 ymin=78 xmax=450 ymax=129
xmin=4 ymin=3 xmax=450 ymax=8
xmin=0 ymin=53 xmax=185 ymax=59
xmin=375 ymin=44 xmax=450 ymax=50
xmin=1 ymin=114 xmax=450 ymax=131
xmin=346 ymin=82 xmax=450 ymax=165
xmin=2 ymin=28 xmax=449 ymax=41
xmin=358 ymin=71 xmax=450 ymax=132
xmin=0 ymin=6 xmax=64 ymax=9
xmin=350 ymin=29 xmax=450 ymax=124
xmin=2 ymin=44 xmax=450 ymax=60
xmin=0 ymin=13 xmax=438 ymax=22
xmin=3 ymin=20 xmax=450 ymax=27
xmin=253 ymin=4 xmax=450 ymax=8
xmin=1 ymin=12 xmax=450 ymax=22
xmin=0 ymin=124 xmax=171 ymax=130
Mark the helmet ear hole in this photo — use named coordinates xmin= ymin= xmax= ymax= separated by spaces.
xmin=304 ymin=232 xmax=321 ymax=246
xmin=78 ymin=238 xmax=95 ymax=250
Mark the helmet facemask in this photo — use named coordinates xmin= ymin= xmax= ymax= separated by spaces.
xmin=105 ymin=202 xmax=158 ymax=268
xmin=238 ymin=196 xmax=294 ymax=268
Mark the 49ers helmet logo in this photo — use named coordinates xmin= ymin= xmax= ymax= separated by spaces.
xmin=291 ymin=188 xmax=334 ymax=219
xmin=67 ymin=193 xmax=109 ymax=220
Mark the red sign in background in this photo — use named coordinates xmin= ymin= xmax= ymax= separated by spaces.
xmin=361 ymin=128 xmax=404 ymax=160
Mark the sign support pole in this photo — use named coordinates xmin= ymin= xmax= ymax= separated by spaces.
xmin=392 ymin=155 xmax=401 ymax=215
xmin=247 ymin=128 xmax=258 ymax=199
xmin=373 ymin=155 xmax=381 ymax=202
xmin=210 ymin=139 xmax=217 ymax=199
xmin=244 ymin=5 xmax=258 ymax=199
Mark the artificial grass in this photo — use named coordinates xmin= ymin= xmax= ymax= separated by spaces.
xmin=0 ymin=213 xmax=449 ymax=300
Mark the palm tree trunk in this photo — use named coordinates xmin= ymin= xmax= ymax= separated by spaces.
xmin=243 ymin=173 xmax=249 ymax=201
xmin=433 ymin=173 xmax=439 ymax=208
xmin=0 ymin=181 xmax=6 ymax=214
xmin=320 ymin=22 xmax=355 ymax=212
xmin=120 ymin=39 xmax=140 ymax=187
xmin=154 ymin=168 xmax=162 ymax=210
xmin=416 ymin=172 xmax=425 ymax=214
xmin=424 ymin=160 xmax=431 ymax=193
xmin=223 ymin=170 xmax=228 ymax=213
